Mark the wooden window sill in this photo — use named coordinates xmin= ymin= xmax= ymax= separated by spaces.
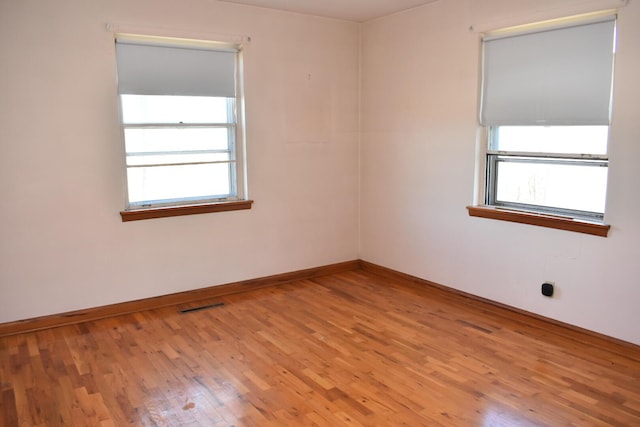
xmin=120 ymin=200 xmax=253 ymax=222
xmin=467 ymin=205 xmax=610 ymax=237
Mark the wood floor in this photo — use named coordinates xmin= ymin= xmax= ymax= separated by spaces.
xmin=1 ymin=269 xmax=639 ymax=426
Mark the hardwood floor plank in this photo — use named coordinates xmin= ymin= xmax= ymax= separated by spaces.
xmin=1 ymin=387 xmax=18 ymax=427
xmin=1 ymin=269 xmax=639 ymax=425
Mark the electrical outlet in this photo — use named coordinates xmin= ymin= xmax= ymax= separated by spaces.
xmin=541 ymin=282 xmax=555 ymax=297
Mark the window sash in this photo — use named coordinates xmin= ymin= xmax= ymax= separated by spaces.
xmin=486 ymin=154 xmax=607 ymax=220
xmin=122 ymin=118 xmax=238 ymax=207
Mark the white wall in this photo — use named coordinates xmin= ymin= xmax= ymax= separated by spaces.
xmin=360 ymin=0 xmax=640 ymax=345
xmin=0 ymin=0 xmax=360 ymax=322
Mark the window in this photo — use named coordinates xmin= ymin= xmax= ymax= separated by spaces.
xmin=486 ymin=125 xmax=609 ymax=220
xmin=115 ymin=35 xmax=250 ymax=220
xmin=475 ymin=15 xmax=616 ymax=231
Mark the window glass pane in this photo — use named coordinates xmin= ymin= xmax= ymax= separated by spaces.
xmin=124 ymin=128 xmax=231 ymax=153
xmin=490 ymin=126 xmax=608 ymax=155
xmin=121 ymin=95 xmax=232 ymax=124
xmin=127 ymin=163 xmax=232 ymax=204
xmin=495 ymin=160 xmax=607 ymax=214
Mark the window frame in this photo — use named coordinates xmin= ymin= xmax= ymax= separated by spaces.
xmin=115 ymin=34 xmax=251 ymax=221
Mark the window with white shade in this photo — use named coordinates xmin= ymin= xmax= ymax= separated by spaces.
xmin=479 ymin=15 xmax=616 ymax=222
xmin=115 ymin=35 xmax=246 ymax=212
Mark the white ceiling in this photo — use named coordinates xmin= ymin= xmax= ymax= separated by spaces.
xmin=218 ymin=0 xmax=439 ymax=22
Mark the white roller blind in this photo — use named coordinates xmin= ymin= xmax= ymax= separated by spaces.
xmin=116 ymin=39 xmax=237 ymax=97
xmin=480 ymin=17 xmax=615 ymax=126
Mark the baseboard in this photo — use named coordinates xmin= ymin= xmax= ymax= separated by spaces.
xmin=0 ymin=260 xmax=360 ymax=337
xmin=3 ymin=258 xmax=638 ymax=359
xmin=359 ymin=260 xmax=640 ymax=359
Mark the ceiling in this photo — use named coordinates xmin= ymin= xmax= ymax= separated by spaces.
xmin=218 ymin=0 xmax=439 ymax=22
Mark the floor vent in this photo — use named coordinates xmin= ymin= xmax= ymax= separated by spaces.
xmin=179 ymin=302 xmax=225 ymax=314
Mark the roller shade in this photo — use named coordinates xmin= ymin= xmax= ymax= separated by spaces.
xmin=480 ymin=17 xmax=615 ymax=126
xmin=116 ymin=39 xmax=237 ymax=97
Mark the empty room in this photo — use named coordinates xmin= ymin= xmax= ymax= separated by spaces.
xmin=1 ymin=0 xmax=639 ymax=425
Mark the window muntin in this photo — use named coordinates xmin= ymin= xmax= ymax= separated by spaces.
xmin=116 ymin=37 xmax=243 ymax=210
